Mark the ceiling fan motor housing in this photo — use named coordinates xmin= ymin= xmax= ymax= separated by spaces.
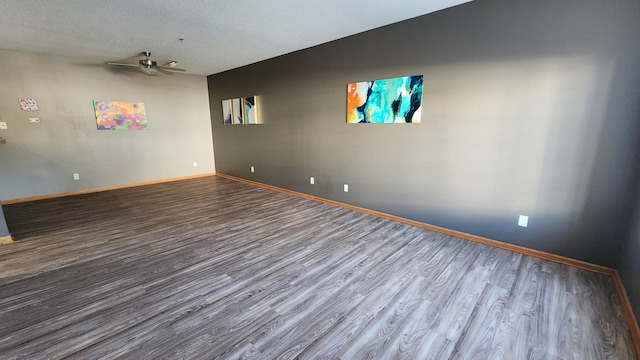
xmin=139 ymin=58 xmax=157 ymax=67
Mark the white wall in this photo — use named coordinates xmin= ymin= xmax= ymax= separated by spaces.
xmin=0 ymin=49 xmax=215 ymax=201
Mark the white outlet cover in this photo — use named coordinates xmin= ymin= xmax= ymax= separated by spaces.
xmin=73 ymin=173 xmax=80 ymax=180
xmin=344 ymin=184 xmax=349 ymax=192
xmin=518 ymin=215 xmax=529 ymax=227
xmin=29 ymin=117 xmax=40 ymax=123
xmin=193 ymin=162 xmax=198 ymax=167
xmin=0 ymin=122 xmax=7 ymax=129
xmin=310 ymin=177 xmax=314 ymax=185
xmin=251 ymin=166 xmax=255 ymax=173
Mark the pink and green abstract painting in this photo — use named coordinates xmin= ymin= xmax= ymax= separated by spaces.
xmin=347 ymin=75 xmax=423 ymax=123
xmin=94 ymin=100 xmax=147 ymax=130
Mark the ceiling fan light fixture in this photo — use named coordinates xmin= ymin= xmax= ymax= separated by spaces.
xmin=140 ymin=66 xmax=158 ymax=76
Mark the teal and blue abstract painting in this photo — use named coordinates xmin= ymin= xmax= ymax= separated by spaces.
xmin=222 ymin=99 xmax=233 ymax=124
xmin=232 ymin=98 xmax=244 ymax=124
xmin=244 ymin=97 xmax=258 ymax=124
xmin=347 ymin=75 xmax=423 ymax=123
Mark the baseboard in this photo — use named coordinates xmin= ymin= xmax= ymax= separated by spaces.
xmin=0 ymin=235 xmax=13 ymax=244
xmin=613 ymin=270 xmax=640 ymax=354
xmin=0 ymin=173 xmax=217 ymax=205
xmin=216 ymin=173 xmax=614 ymax=276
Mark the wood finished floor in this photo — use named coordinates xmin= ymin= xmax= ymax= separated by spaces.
xmin=0 ymin=177 xmax=636 ymax=359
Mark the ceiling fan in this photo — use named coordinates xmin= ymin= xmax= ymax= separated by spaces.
xmin=107 ymin=51 xmax=186 ymax=76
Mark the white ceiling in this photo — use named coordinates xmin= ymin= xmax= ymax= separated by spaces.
xmin=0 ymin=0 xmax=471 ymax=76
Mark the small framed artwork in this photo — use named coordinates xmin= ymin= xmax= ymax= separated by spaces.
xmin=222 ymin=99 xmax=233 ymax=124
xmin=231 ymin=98 xmax=244 ymax=124
xmin=244 ymin=97 xmax=258 ymax=124
xmin=222 ymin=96 xmax=259 ymax=125
xmin=19 ymin=98 xmax=38 ymax=111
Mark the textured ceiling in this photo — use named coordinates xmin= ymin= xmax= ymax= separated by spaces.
xmin=0 ymin=0 xmax=471 ymax=76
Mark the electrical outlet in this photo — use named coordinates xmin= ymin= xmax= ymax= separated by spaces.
xmin=29 ymin=118 xmax=40 ymax=123
xmin=344 ymin=184 xmax=349 ymax=192
xmin=0 ymin=122 xmax=7 ymax=130
xmin=518 ymin=215 xmax=529 ymax=227
xmin=251 ymin=166 xmax=255 ymax=173
xmin=310 ymin=177 xmax=315 ymax=185
xmin=73 ymin=173 xmax=80 ymax=180
xmin=193 ymin=162 xmax=198 ymax=167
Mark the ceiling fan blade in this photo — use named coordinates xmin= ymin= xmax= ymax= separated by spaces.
xmin=157 ymin=68 xmax=174 ymax=75
xmin=107 ymin=62 xmax=139 ymax=68
xmin=156 ymin=66 xmax=187 ymax=72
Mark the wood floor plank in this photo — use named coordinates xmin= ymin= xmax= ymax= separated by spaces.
xmin=450 ymin=283 xmax=510 ymax=359
xmin=0 ymin=177 xmax=636 ymax=359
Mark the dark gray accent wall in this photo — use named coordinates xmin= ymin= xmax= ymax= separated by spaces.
xmin=619 ymin=207 xmax=640 ymax=325
xmin=0 ymin=205 xmax=8 ymax=237
xmin=618 ymin=151 xmax=640 ymax=323
xmin=208 ymin=0 xmax=640 ymax=267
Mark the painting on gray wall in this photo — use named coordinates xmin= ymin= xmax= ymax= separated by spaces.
xmin=222 ymin=96 xmax=259 ymax=125
xmin=222 ymin=99 xmax=233 ymax=124
xmin=231 ymin=98 xmax=243 ymax=124
xmin=18 ymin=98 xmax=38 ymax=111
xmin=244 ymin=97 xmax=258 ymax=124
xmin=347 ymin=75 xmax=423 ymax=123
xmin=94 ymin=100 xmax=147 ymax=130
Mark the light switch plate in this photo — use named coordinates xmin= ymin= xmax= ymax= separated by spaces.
xmin=518 ymin=215 xmax=529 ymax=227
xmin=0 ymin=122 xmax=7 ymax=129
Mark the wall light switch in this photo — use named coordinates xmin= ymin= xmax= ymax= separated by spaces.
xmin=344 ymin=184 xmax=349 ymax=192
xmin=518 ymin=215 xmax=529 ymax=227
xmin=310 ymin=177 xmax=315 ymax=185
xmin=73 ymin=173 xmax=80 ymax=180
xmin=0 ymin=122 xmax=7 ymax=130
xmin=193 ymin=162 xmax=198 ymax=167
xmin=251 ymin=166 xmax=255 ymax=173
